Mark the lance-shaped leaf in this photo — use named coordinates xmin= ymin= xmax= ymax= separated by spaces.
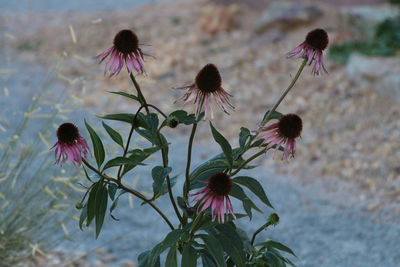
xmin=102 ymin=156 xmax=146 ymax=171
xmin=148 ymin=230 xmax=184 ymax=267
xmin=100 ymin=113 xmax=134 ymax=124
xmin=85 ymin=120 xmax=105 ymax=168
xmin=108 ymin=91 xmax=140 ymax=101
xmin=229 ymin=183 xmax=261 ymax=219
xmin=102 ymin=121 xmax=124 ymax=148
xmin=210 ymin=122 xmax=233 ymax=168
xmin=198 ymin=234 xmax=226 ymax=267
xmin=95 ymin=184 xmax=108 ymax=238
xmin=152 ymin=166 xmax=172 ymax=199
xmin=233 ymin=176 xmax=273 ymax=208
xmin=181 ymin=245 xmax=198 ymax=267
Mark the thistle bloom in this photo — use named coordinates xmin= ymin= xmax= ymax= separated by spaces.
xmin=256 ymin=114 xmax=303 ymax=160
xmin=97 ymin=29 xmax=146 ymax=76
xmin=51 ymin=123 xmax=89 ymax=166
xmin=191 ymin=172 xmax=235 ymax=223
xmin=287 ymin=28 xmax=329 ymax=75
xmin=176 ymin=64 xmax=234 ymax=119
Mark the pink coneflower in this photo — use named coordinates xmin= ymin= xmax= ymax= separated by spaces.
xmin=97 ymin=29 xmax=146 ymax=76
xmin=256 ymin=114 xmax=303 ymax=160
xmin=287 ymin=28 xmax=329 ymax=75
xmin=51 ymin=123 xmax=89 ymax=166
xmin=191 ymin=172 xmax=235 ymax=223
xmin=176 ymin=64 xmax=234 ymax=119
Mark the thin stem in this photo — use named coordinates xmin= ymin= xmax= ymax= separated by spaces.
xmin=157 ymin=131 xmax=184 ymax=224
xmin=82 ymin=159 xmax=174 ymax=230
xmin=250 ymin=221 xmax=271 ymax=246
xmin=261 ymin=57 xmax=307 ymax=125
xmin=230 ymin=148 xmax=267 ymax=177
xmin=240 ymin=58 xmax=307 ymax=161
xmin=116 ymin=103 xmax=166 ymax=181
xmin=130 ymin=73 xmax=150 ymax=114
xmin=184 ymin=123 xmax=198 ymax=201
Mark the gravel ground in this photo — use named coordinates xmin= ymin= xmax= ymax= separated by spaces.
xmin=1 ymin=0 xmax=399 ymax=266
xmin=52 ymin=137 xmax=400 ymax=267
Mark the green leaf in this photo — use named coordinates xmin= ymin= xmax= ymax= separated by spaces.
xmin=121 ymin=148 xmax=160 ymax=177
xmin=239 ymin=127 xmax=251 ymax=150
xmin=210 ymin=122 xmax=233 ymax=168
xmin=102 ymin=121 xmax=124 ymax=148
xmin=214 ymin=224 xmax=246 ymax=266
xmin=165 ymin=247 xmax=178 ymax=267
xmin=229 ymin=184 xmax=261 ymax=219
xmin=110 ymin=190 xmax=127 ymax=221
xmin=233 ymin=176 xmax=273 ymax=208
xmin=138 ymin=250 xmax=160 ymax=267
xmin=198 ymin=234 xmax=226 ymax=267
xmin=200 ymin=249 xmax=217 ymax=267
xmin=181 ymin=245 xmax=198 ymax=267
xmin=108 ymin=91 xmax=140 ymax=101
xmin=256 ymin=240 xmax=296 ymax=257
xmin=148 ymin=230 xmax=184 ymax=267
xmin=102 ymin=156 xmax=146 ymax=171
xmin=167 ymin=110 xmax=197 ymax=126
xmin=85 ymin=120 xmax=105 ymax=168
xmin=151 ymin=166 xmax=172 ymax=199
xmin=79 ymin=204 xmax=88 ymax=230
xmin=262 ymin=110 xmax=283 ymax=123
xmin=100 ymin=113 xmax=135 ymax=124
xmin=95 ymin=184 xmax=108 ymax=238
xmin=86 ymin=182 xmax=100 ymax=226
xmin=108 ymin=184 xmax=118 ymax=201
xmin=262 ymin=251 xmax=285 ymax=267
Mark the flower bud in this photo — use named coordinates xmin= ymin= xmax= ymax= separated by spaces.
xmin=75 ymin=202 xmax=84 ymax=210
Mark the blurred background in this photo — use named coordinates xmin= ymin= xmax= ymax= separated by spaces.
xmin=0 ymin=0 xmax=399 ymax=266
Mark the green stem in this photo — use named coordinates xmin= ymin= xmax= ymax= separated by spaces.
xmin=130 ymin=73 xmax=150 ymax=114
xmin=261 ymin=57 xmax=307 ymax=125
xmin=230 ymin=148 xmax=267 ymax=177
xmin=82 ymin=159 xmax=174 ymax=230
xmin=157 ymin=131 xmax=184 ymax=224
xmin=250 ymin=221 xmax=272 ymax=246
xmin=184 ymin=123 xmax=198 ymax=201
xmin=244 ymin=58 xmax=308 ymax=156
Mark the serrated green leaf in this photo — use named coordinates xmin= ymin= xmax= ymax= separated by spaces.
xmin=233 ymin=176 xmax=273 ymax=208
xmin=102 ymin=121 xmax=124 ymax=148
xmin=181 ymin=245 xmax=198 ymax=267
xmin=198 ymin=234 xmax=226 ymax=267
xmin=102 ymin=156 xmax=146 ymax=171
xmin=108 ymin=91 xmax=140 ymax=101
xmin=166 ymin=110 xmax=197 ymax=126
xmin=95 ymin=184 xmax=108 ymax=238
xmin=165 ymin=247 xmax=178 ymax=267
xmin=210 ymin=122 xmax=233 ymax=168
xmin=85 ymin=120 xmax=105 ymax=168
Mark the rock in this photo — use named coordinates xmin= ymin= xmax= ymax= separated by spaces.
xmin=199 ymin=4 xmax=241 ymax=34
xmin=254 ymin=2 xmax=323 ymax=34
xmin=346 ymin=54 xmax=400 ymax=102
xmin=339 ymin=4 xmax=398 ymax=40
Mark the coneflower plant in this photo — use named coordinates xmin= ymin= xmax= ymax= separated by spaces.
xmin=51 ymin=28 xmax=329 ymax=266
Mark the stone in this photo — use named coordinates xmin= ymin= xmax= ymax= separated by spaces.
xmin=339 ymin=4 xmax=398 ymax=40
xmin=254 ymin=2 xmax=323 ymax=34
xmin=346 ymin=54 xmax=400 ymax=102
